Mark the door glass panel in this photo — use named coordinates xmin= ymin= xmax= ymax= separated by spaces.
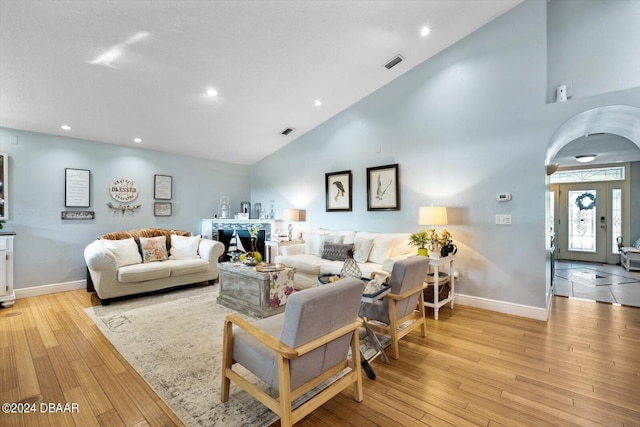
xmin=568 ymin=190 xmax=597 ymax=252
xmin=612 ymin=188 xmax=622 ymax=253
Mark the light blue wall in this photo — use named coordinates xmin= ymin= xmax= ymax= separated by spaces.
xmin=0 ymin=128 xmax=251 ymax=290
xmin=547 ymin=0 xmax=640 ymax=103
xmin=251 ymin=0 xmax=640 ymax=308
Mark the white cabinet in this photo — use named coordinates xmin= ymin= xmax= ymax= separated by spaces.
xmin=0 ymin=233 xmax=15 ymax=307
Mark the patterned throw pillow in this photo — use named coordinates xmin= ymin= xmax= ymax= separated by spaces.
xmin=353 ymin=238 xmax=374 ymax=263
xmin=140 ymin=236 xmax=168 ymax=263
xmin=321 ymin=243 xmax=354 ymax=261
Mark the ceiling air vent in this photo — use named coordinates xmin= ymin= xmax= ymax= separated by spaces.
xmin=384 ymin=55 xmax=404 ymax=70
xmin=280 ymin=128 xmax=294 ymax=136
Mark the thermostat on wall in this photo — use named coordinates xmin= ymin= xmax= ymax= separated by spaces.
xmin=496 ymin=193 xmax=512 ymax=202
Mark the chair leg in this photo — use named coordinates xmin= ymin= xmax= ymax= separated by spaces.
xmin=351 ymin=331 xmax=363 ymax=402
xmin=221 ymin=319 xmax=233 ymax=402
xmin=388 ymin=299 xmax=400 ymax=360
xmin=277 ymin=356 xmax=293 ymax=427
xmin=418 ymin=300 xmax=427 ymax=337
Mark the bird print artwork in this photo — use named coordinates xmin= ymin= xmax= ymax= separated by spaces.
xmin=333 ymin=180 xmax=345 ymax=202
xmin=375 ymin=174 xmax=393 ymax=201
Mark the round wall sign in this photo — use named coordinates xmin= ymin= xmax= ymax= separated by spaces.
xmin=109 ymin=178 xmax=139 ymax=202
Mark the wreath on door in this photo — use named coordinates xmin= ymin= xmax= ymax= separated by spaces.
xmin=575 ymin=192 xmax=596 ymax=210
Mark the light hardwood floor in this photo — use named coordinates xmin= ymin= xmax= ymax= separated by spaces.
xmin=1 ymin=289 xmax=639 ymax=426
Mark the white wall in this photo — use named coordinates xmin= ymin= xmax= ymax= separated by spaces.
xmin=251 ymin=0 xmax=640 ymax=314
xmin=0 ymin=128 xmax=251 ymax=290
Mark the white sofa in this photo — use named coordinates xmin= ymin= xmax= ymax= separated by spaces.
xmin=274 ymin=230 xmax=414 ymax=290
xmin=84 ymin=228 xmax=225 ymax=305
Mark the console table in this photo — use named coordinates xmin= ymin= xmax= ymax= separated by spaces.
xmin=423 ymin=254 xmax=455 ymax=320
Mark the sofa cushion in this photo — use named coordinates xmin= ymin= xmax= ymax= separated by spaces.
xmin=164 ymin=258 xmax=210 ymax=276
xmin=353 ymin=238 xmax=374 ymax=263
xmin=100 ymin=237 xmax=142 ymax=267
xmin=368 ymin=237 xmax=394 ymax=264
xmin=277 ymin=254 xmax=332 ymax=275
xmin=321 ymin=243 xmax=354 ymax=261
xmin=140 ymin=236 xmax=168 ymax=263
xmin=304 ymin=233 xmax=326 ymax=256
xmin=118 ymin=262 xmax=171 ymax=283
xmin=169 ymin=234 xmax=201 ymax=259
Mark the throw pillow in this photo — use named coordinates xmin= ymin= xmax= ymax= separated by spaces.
xmin=304 ymin=233 xmax=327 ymax=257
xmin=169 ymin=234 xmax=201 ymax=259
xmin=321 ymin=243 xmax=354 ymax=261
xmin=324 ymin=234 xmax=345 ymax=244
xmin=353 ymin=238 xmax=374 ymax=263
xmin=368 ymin=238 xmax=394 ymax=264
xmin=100 ymin=237 xmax=142 ymax=267
xmin=140 ymin=236 xmax=168 ymax=263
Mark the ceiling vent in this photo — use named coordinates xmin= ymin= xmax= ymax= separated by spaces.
xmin=280 ymin=128 xmax=294 ymax=136
xmin=384 ymin=55 xmax=404 ymax=70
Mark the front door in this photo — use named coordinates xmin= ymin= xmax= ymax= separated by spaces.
xmin=556 ymin=183 xmax=608 ymax=263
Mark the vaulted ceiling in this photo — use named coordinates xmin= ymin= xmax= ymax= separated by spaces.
xmin=0 ymin=1 xmax=524 ymax=165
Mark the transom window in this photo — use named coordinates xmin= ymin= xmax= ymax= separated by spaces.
xmin=550 ymin=166 xmax=625 ymax=183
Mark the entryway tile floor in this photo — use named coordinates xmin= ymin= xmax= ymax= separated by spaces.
xmin=554 ymin=260 xmax=640 ymax=307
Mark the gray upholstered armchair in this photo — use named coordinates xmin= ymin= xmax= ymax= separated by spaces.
xmin=359 ymin=256 xmax=429 ymax=359
xmin=221 ymin=277 xmax=364 ymax=427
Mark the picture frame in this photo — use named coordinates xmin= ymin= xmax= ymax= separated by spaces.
xmin=154 ymin=174 xmax=172 ymax=200
xmin=367 ymin=163 xmax=400 ymax=211
xmin=325 ymin=170 xmax=352 ymax=211
xmin=65 ymin=168 xmax=91 ymax=208
xmin=154 ymin=202 xmax=172 ymax=216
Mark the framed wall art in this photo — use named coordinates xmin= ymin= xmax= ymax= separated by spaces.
xmin=325 ymin=170 xmax=352 ymax=212
xmin=65 ymin=168 xmax=91 ymax=208
xmin=154 ymin=202 xmax=172 ymax=216
xmin=367 ymin=163 xmax=399 ymax=211
xmin=154 ymin=174 xmax=172 ymax=200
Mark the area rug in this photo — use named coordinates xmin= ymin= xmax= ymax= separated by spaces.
xmin=84 ymin=285 xmax=389 ymax=427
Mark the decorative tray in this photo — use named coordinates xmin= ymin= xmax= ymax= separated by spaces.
xmin=255 ymin=263 xmax=286 ymax=272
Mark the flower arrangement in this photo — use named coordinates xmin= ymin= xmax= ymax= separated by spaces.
xmin=430 ymin=228 xmax=453 ymax=247
xmin=240 ymin=225 xmax=263 ymax=264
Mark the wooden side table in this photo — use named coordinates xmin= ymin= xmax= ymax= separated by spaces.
xmin=423 ymin=254 xmax=455 ymax=320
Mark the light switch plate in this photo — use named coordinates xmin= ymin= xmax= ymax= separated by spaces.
xmin=495 ymin=214 xmax=512 ymax=225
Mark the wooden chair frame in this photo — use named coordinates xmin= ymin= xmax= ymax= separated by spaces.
xmin=364 ymin=284 xmax=427 ymax=359
xmin=221 ymin=314 xmax=364 ymax=427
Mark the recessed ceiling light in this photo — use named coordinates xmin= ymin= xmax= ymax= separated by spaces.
xmin=315 ymin=100 xmax=322 ymax=107
xmin=575 ymin=154 xmax=597 ymax=163
xmin=420 ymin=26 xmax=431 ymax=37
xmin=134 ymin=138 xmax=142 ymax=143
xmin=206 ymin=88 xmax=218 ymax=97
xmin=61 ymin=124 xmax=71 ymax=130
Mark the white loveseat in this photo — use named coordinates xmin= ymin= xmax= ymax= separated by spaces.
xmin=274 ymin=230 xmax=414 ymax=290
xmin=84 ymin=228 xmax=225 ymax=305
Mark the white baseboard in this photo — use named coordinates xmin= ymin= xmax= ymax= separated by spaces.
xmin=456 ymin=293 xmax=549 ymax=321
xmin=15 ymin=280 xmax=86 ymax=299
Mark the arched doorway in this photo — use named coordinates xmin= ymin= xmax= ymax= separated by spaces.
xmin=546 ymin=105 xmax=640 ymax=305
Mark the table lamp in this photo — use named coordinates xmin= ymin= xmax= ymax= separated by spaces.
xmin=418 ymin=206 xmax=448 ymax=256
xmin=283 ymin=208 xmax=306 ymax=241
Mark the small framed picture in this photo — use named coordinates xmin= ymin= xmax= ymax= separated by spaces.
xmin=65 ymin=168 xmax=91 ymax=207
xmin=367 ymin=163 xmax=399 ymax=211
xmin=154 ymin=202 xmax=172 ymax=216
xmin=326 ymin=170 xmax=352 ymax=211
xmin=154 ymin=174 xmax=172 ymax=200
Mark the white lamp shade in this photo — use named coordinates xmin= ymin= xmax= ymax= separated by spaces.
xmin=418 ymin=206 xmax=448 ymax=226
xmin=283 ymin=208 xmax=306 ymax=222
